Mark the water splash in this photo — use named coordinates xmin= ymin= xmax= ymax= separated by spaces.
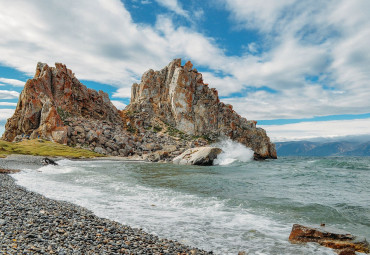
xmin=212 ymin=139 xmax=254 ymax=165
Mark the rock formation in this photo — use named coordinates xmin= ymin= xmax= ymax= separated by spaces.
xmin=2 ymin=59 xmax=277 ymax=160
xmin=173 ymin=147 xmax=222 ymax=166
xmin=289 ymin=224 xmax=369 ymax=253
xmin=124 ymin=59 xmax=276 ymax=159
xmin=3 ymin=62 xmax=119 ymax=143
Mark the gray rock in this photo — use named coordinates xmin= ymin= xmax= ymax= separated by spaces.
xmin=94 ymin=147 xmax=106 ymax=155
xmin=173 ymin=147 xmax=222 ymax=166
xmin=74 ymin=126 xmax=85 ymax=135
xmin=86 ymin=130 xmax=98 ymax=142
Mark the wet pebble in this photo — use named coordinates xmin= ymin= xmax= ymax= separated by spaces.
xmin=0 ymin=174 xmax=212 ymax=254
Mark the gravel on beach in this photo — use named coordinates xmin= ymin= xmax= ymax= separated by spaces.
xmin=0 ymin=162 xmax=212 ymax=254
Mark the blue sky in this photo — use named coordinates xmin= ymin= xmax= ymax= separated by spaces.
xmin=0 ymin=0 xmax=370 ymax=141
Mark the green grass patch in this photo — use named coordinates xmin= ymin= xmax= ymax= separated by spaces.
xmin=0 ymin=139 xmax=103 ymax=158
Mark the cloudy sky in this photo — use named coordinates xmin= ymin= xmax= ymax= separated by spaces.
xmin=0 ymin=0 xmax=370 ymax=141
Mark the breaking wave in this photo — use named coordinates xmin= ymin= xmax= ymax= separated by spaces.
xmin=212 ymin=139 xmax=254 ymax=165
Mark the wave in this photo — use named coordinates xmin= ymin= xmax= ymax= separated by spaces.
xmin=212 ymin=139 xmax=254 ymax=165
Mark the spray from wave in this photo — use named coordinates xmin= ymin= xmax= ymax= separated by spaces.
xmin=212 ymin=139 xmax=254 ymax=165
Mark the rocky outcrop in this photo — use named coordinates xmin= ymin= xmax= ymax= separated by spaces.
xmin=2 ymin=62 xmax=119 ymax=143
xmin=125 ymin=59 xmax=276 ymax=159
xmin=289 ymin=224 xmax=369 ymax=253
xmin=173 ymin=147 xmax=222 ymax=166
xmin=3 ymin=60 xmax=276 ymax=161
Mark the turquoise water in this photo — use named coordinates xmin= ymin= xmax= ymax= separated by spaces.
xmin=14 ymin=156 xmax=370 ymax=254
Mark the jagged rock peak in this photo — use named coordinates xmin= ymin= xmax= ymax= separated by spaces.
xmin=125 ymin=58 xmax=277 ymax=159
xmin=2 ymin=62 xmax=119 ymax=142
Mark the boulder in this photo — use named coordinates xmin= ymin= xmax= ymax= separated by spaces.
xmin=94 ymin=147 xmax=106 ymax=155
xmin=289 ymin=224 xmax=369 ymax=253
xmin=41 ymin=157 xmax=58 ymax=166
xmin=162 ymin=145 xmax=178 ymax=153
xmin=173 ymin=147 xmax=222 ymax=166
xmin=86 ymin=130 xmax=98 ymax=142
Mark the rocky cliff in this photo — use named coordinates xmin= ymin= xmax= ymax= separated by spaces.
xmin=124 ymin=59 xmax=276 ymax=159
xmin=2 ymin=59 xmax=276 ymax=160
xmin=3 ymin=62 xmax=119 ymax=143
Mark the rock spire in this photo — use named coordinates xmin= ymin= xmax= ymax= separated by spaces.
xmin=125 ymin=59 xmax=277 ymax=159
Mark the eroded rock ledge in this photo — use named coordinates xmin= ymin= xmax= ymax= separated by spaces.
xmin=2 ymin=59 xmax=276 ymax=160
xmin=289 ymin=224 xmax=369 ymax=254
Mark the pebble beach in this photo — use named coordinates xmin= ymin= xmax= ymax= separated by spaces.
xmin=0 ymin=156 xmax=212 ymax=255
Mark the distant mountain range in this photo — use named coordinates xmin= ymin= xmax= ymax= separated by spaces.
xmin=275 ymin=140 xmax=370 ymax=156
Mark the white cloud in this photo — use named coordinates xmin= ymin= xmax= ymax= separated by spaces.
xmin=0 ymin=0 xmax=171 ymax=85
xmin=0 ymin=102 xmax=17 ymax=106
xmin=112 ymin=87 xmax=132 ymax=98
xmin=201 ymin=72 xmax=242 ymax=96
xmin=0 ymin=108 xmax=15 ymax=121
xmin=223 ymin=0 xmax=297 ymax=32
xmin=154 ymin=0 xmax=189 ymax=19
xmin=111 ymin=100 xmax=127 ymax=110
xmin=261 ymin=118 xmax=370 ymax=142
xmin=155 ymin=15 xmax=230 ymax=70
xmin=0 ymin=0 xmax=224 ymax=99
xmin=215 ymin=0 xmax=370 ymax=120
xmin=0 ymin=78 xmax=25 ymax=87
xmin=0 ymin=90 xmax=20 ymax=99
xmin=0 ymin=0 xmax=369 ymax=125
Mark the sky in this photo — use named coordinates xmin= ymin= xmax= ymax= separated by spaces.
xmin=0 ymin=0 xmax=370 ymax=142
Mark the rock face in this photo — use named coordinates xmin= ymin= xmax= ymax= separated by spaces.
xmin=2 ymin=62 xmax=119 ymax=143
xmin=126 ymin=59 xmax=276 ymax=159
xmin=3 ymin=60 xmax=277 ymax=161
xmin=173 ymin=147 xmax=222 ymax=166
xmin=289 ymin=224 xmax=369 ymax=253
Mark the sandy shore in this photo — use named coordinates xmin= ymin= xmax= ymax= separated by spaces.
xmin=0 ymin=155 xmax=212 ymax=254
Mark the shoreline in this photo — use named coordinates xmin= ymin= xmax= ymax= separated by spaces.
xmin=0 ymin=155 xmax=212 ymax=254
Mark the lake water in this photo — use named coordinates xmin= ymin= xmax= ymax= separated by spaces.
xmin=13 ymin=148 xmax=370 ymax=254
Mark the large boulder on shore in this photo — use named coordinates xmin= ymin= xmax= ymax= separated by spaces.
xmin=173 ymin=147 xmax=222 ymax=166
xmin=289 ymin=224 xmax=369 ymax=253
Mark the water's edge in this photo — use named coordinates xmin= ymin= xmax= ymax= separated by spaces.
xmin=0 ymin=173 xmax=211 ymax=254
xmin=2 ymin=155 xmax=369 ymax=255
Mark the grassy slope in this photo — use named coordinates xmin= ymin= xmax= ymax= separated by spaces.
xmin=0 ymin=139 xmax=103 ymax=158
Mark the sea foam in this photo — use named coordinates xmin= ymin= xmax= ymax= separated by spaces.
xmin=212 ymin=139 xmax=254 ymax=165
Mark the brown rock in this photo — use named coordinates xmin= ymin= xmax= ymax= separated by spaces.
xmin=3 ymin=60 xmax=277 ymax=161
xmin=289 ymin=224 xmax=369 ymax=253
xmin=2 ymin=62 xmax=120 ymax=142
xmin=125 ymin=59 xmax=276 ymax=159
xmin=0 ymin=169 xmax=21 ymax=174
xmin=338 ymin=248 xmax=356 ymax=255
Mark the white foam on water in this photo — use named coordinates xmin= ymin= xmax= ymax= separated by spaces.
xmin=37 ymin=164 xmax=82 ymax=175
xmin=213 ymin=139 xmax=254 ymax=165
xmin=12 ymin=161 xmax=336 ymax=255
